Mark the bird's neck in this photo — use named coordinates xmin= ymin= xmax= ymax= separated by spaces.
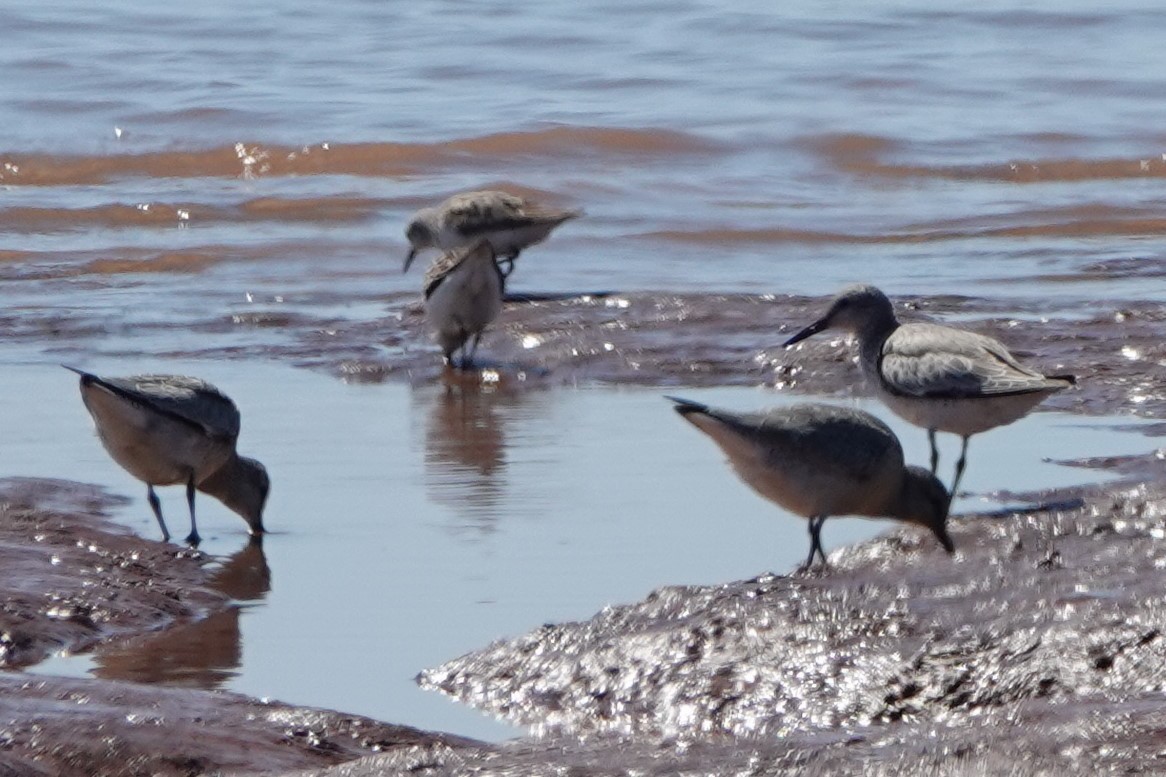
xmin=197 ymin=452 xmax=245 ymax=501
xmin=856 ymin=315 xmax=899 ymax=377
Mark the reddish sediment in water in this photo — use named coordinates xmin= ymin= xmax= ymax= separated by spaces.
xmin=0 ymin=127 xmax=717 ymax=186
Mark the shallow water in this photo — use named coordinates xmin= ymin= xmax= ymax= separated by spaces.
xmin=6 ymin=361 xmax=1158 ymax=741
xmin=4 ymin=1 xmax=1166 ymax=326
xmin=3 ymin=0 xmax=1166 ymax=746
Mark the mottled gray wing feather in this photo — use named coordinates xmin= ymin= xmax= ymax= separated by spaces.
xmin=423 ymin=242 xmax=498 ymax=299
xmin=108 ymin=375 xmax=241 ymax=439
xmin=423 ymin=249 xmax=466 ymax=299
xmin=442 ymin=191 xmax=577 ymax=237
xmin=419 ymin=242 xmax=478 ymax=296
xmin=881 ymin=324 xmax=1061 ymax=398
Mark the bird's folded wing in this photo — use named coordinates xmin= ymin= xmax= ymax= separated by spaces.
xmin=422 ymin=249 xmax=463 ymax=299
xmin=445 ymin=192 xmax=574 ymax=236
xmin=110 ymin=375 xmax=242 ymax=439
xmin=880 ymin=325 xmax=1052 ymax=398
xmin=443 ymin=192 xmax=526 ymax=234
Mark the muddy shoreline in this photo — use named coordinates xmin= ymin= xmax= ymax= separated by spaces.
xmin=3 ymin=290 xmax=1166 ymax=774
xmin=12 ymin=288 xmax=1159 ymax=416
xmin=0 ymin=478 xmax=478 ymax=775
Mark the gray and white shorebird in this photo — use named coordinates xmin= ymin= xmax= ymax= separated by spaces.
xmin=782 ymin=284 xmax=1075 ymax=500
xmin=66 ymin=367 xmax=269 ymax=546
xmin=403 ymin=190 xmax=581 ymax=278
xmin=670 ymin=397 xmax=952 ymax=570
xmin=424 ymin=239 xmax=505 ymax=369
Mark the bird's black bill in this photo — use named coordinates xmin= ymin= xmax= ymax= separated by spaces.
xmin=403 ymin=247 xmax=418 ymax=273
xmin=782 ymin=319 xmax=827 ymax=348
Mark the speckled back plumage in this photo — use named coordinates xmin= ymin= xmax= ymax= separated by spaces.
xmin=437 ymin=190 xmax=580 ymax=237
xmin=423 ymin=240 xmax=504 ymax=300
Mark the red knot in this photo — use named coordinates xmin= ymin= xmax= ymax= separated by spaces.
xmin=67 ymin=367 xmax=269 ymax=546
xmin=670 ymin=396 xmax=952 ymax=571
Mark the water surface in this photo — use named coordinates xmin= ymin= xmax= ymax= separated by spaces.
xmin=8 ymin=362 xmax=1157 ymax=740
xmin=3 ymin=0 xmax=1166 ymax=743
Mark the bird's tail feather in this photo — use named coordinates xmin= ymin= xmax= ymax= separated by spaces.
xmin=666 ymin=396 xmax=709 ymax=416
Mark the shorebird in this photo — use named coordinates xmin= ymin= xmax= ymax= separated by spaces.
xmin=670 ymin=397 xmax=952 ymax=570
xmin=403 ymin=190 xmax=581 ymax=278
xmin=66 ymin=367 xmax=269 ymax=546
xmin=782 ymin=284 xmax=1074 ymax=500
xmin=424 ymin=239 xmax=505 ymax=369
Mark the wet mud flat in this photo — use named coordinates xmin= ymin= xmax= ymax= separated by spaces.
xmin=409 ymin=484 xmax=1166 ymax=775
xmin=295 ymin=291 xmax=1166 ymax=774
xmin=12 ymin=286 xmax=1163 ymax=418
xmin=4 ymin=289 xmax=1166 ymax=774
xmin=0 ymin=478 xmax=476 ymax=775
xmin=10 ymin=474 xmax=1166 ymax=774
xmin=262 ymin=479 xmax=1166 ymax=775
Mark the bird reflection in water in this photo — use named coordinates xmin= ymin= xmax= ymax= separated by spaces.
xmin=421 ymin=375 xmax=535 ymax=535
xmin=92 ymin=538 xmax=270 ymax=688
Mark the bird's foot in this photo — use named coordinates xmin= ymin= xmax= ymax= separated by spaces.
xmin=184 ymin=531 xmax=202 ymax=548
xmin=794 ymin=561 xmax=828 ymax=577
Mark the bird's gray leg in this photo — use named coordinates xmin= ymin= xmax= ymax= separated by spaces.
xmin=184 ymin=475 xmax=201 ymax=547
xmin=447 ymin=319 xmax=473 ymax=370
xmin=499 ymin=248 xmax=522 ymax=279
xmin=812 ymin=515 xmax=829 ymax=566
xmin=464 ymin=332 xmax=483 ymax=368
xmin=928 ymin=429 xmax=939 ymax=474
xmin=948 ymin=436 xmax=971 ymax=503
xmin=146 ymin=485 xmax=171 ymax=542
xmin=800 ymin=515 xmax=827 ymax=572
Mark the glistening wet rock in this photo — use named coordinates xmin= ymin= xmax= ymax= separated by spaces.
xmin=0 ymin=477 xmax=226 ymax=667
xmin=279 ymin=694 xmax=1166 ymax=776
xmin=409 ymin=483 xmax=1166 ymax=771
xmin=0 ymin=672 xmax=479 ymax=777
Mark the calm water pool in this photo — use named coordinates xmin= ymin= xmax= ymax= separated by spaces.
xmin=9 ymin=361 xmax=1157 ymax=740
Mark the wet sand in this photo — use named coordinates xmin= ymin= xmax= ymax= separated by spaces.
xmin=10 ymin=468 xmax=1166 ymax=774
xmin=7 ymin=2 xmax=1166 ymax=771
xmin=414 ymin=483 xmax=1166 ymax=774
xmin=3 ymin=290 xmax=1165 ymax=774
xmin=9 ymin=287 xmax=1150 ymax=408
xmin=0 ymin=477 xmax=223 ymax=670
xmin=0 ymin=478 xmax=477 ymax=775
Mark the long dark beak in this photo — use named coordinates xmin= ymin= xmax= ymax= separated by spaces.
xmin=403 ymin=247 xmax=418 ymax=273
xmin=782 ymin=318 xmax=828 ymax=348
